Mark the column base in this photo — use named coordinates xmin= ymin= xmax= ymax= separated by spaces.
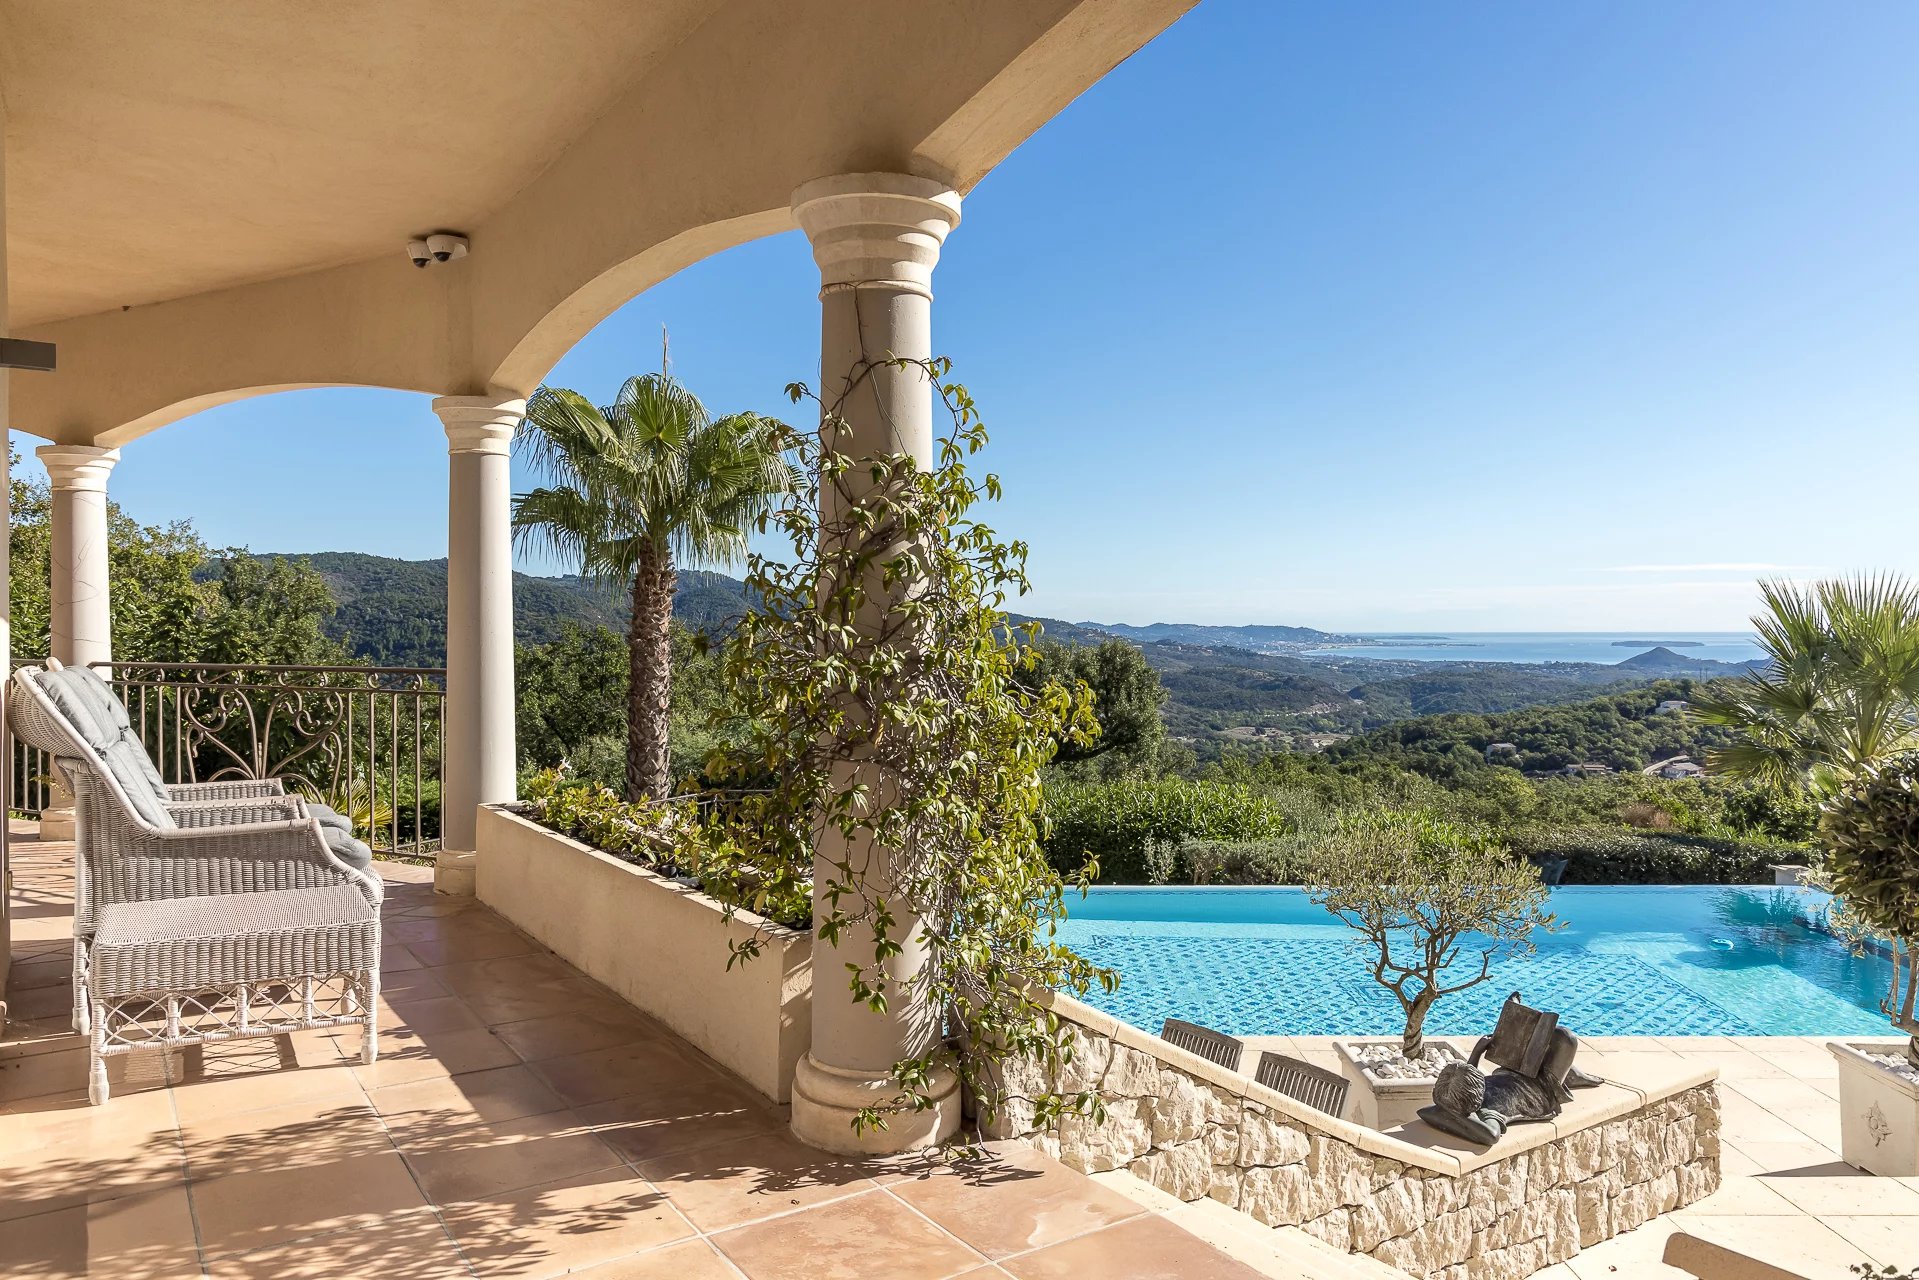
xmin=789 ymin=1052 xmax=960 ymax=1155
xmin=434 ymin=850 xmax=477 ymax=897
xmin=38 ymin=808 xmax=76 ymax=841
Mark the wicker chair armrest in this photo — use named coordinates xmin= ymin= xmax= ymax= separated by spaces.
xmin=166 ymin=779 xmax=286 ymax=801
xmin=125 ymin=820 xmax=383 ymax=906
xmin=171 ymin=798 xmax=308 ymax=828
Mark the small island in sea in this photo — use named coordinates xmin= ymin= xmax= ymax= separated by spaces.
xmin=1612 ymin=640 xmax=1704 ymax=647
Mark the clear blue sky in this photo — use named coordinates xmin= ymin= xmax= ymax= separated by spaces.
xmin=20 ymin=1 xmax=1917 ymax=632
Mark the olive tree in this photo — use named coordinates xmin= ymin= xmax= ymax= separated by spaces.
xmin=1310 ymin=812 xmax=1556 ymax=1060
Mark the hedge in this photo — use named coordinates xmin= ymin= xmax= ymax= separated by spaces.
xmin=1504 ymin=826 xmax=1800 ymax=885
xmin=1043 ymin=778 xmax=1289 ymax=882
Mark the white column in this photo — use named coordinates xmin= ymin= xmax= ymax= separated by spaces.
xmin=32 ymin=445 xmax=118 ymax=843
xmin=1 ymin=82 xmax=11 ymax=1014
xmin=433 ymin=394 xmax=523 ymax=895
xmin=36 ymin=445 xmax=119 ymax=671
xmin=788 ymin=173 xmax=962 ymax=1155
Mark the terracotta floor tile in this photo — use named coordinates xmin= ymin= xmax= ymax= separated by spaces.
xmin=0 ymin=1186 xmax=202 ymax=1279
xmin=181 ymin=1095 xmax=392 ymax=1180
xmin=191 ymin=1148 xmax=429 ymax=1256
xmin=576 ymin=1074 xmax=781 ymax=1166
xmin=460 ymin=976 xmax=616 ymax=1027
xmin=438 ymin=1167 xmax=695 ymax=1277
xmin=369 ymin=1063 xmax=569 ymax=1140
xmin=890 ymin=1144 xmax=1144 ymax=1259
xmin=381 ymin=994 xmax=489 ymax=1035
xmin=571 ymin=1239 xmax=745 ymax=1279
xmin=637 ymin=1131 xmax=881 ymax=1232
xmin=713 ymin=1187 xmax=982 ymax=1280
xmin=6 ymin=981 xmax=76 ymax=1021
xmin=382 ymin=965 xmax=457 ymax=1005
xmin=0 ymin=1042 xmax=175 ymax=1106
xmin=349 ymin=1025 xmax=522 ymax=1089
xmin=401 ymin=923 xmax=541 ymax=968
xmin=490 ymin=1004 xmax=657 ymax=1064
xmin=205 ymin=1206 xmax=471 ymax=1279
xmin=527 ymin=1039 xmax=718 ymax=1111
xmin=399 ymin=1109 xmax=625 ymax=1205
xmin=1000 ymin=1214 xmax=1268 ymax=1280
xmin=170 ymin=1057 xmax=365 ymax=1125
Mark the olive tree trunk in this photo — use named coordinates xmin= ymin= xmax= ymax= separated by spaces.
xmin=1401 ymin=989 xmax=1438 ymax=1061
xmin=625 ymin=549 xmax=677 ymax=803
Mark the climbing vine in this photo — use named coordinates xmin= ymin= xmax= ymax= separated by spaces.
xmin=709 ymin=357 xmax=1115 ymax=1138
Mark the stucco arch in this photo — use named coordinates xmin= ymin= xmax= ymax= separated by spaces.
xmin=8 ymin=0 xmax=1195 ymax=447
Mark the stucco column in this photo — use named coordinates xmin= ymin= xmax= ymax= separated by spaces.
xmin=37 ymin=445 xmax=118 ymax=671
xmin=788 ymin=173 xmax=962 ymax=1155
xmin=33 ymin=446 xmax=119 ymax=843
xmin=435 ymin=395 xmax=523 ymax=895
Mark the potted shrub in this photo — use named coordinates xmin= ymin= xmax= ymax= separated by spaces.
xmin=1310 ymin=812 xmax=1557 ymax=1129
xmin=1817 ymin=754 xmax=1919 ymax=1176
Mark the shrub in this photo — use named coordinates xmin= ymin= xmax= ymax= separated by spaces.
xmin=1819 ymin=754 xmax=1919 ymax=1052
xmin=1504 ymin=826 xmax=1790 ymax=884
xmin=518 ymin=768 xmax=811 ymax=929
xmin=1310 ymin=812 xmax=1556 ymax=1059
xmin=1043 ymin=777 xmax=1289 ymax=881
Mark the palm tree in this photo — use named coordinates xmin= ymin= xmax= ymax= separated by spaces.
xmin=1695 ymin=575 xmax=1919 ymax=791
xmin=513 ymin=373 xmax=795 ymax=802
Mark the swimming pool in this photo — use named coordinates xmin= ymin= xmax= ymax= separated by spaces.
xmin=1053 ymin=885 xmax=1893 ymax=1038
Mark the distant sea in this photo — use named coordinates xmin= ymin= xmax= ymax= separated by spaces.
xmin=1302 ymin=632 xmax=1765 ymax=666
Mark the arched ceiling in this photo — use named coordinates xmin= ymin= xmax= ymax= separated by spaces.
xmin=0 ymin=0 xmax=718 ymax=327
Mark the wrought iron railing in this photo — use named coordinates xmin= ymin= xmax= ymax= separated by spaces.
xmin=7 ymin=660 xmax=446 ymax=857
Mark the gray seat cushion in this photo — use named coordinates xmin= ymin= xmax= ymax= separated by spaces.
xmin=305 ymin=803 xmax=356 ymax=835
xmin=34 ymin=665 xmax=175 ymax=829
xmin=323 ymin=825 xmax=374 ymax=873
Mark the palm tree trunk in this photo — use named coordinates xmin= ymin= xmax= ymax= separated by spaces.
xmin=626 ymin=549 xmax=676 ymax=803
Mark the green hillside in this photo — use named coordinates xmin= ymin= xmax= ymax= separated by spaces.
xmin=274 ymin=552 xmax=754 ymax=666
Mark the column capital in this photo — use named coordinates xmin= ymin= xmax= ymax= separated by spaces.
xmin=36 ymin=444 xmax=121 ymax=492
xmin=790 ymin=173 xmax=961 ymax=298
xmin=433 ymin=395 xmax=526 ymax=456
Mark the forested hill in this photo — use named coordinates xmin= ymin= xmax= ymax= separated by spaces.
xmin=1323 ymin=679 xmax=1736 ymax=778
xmin=276 ymin=552 xmax=755 ymax=666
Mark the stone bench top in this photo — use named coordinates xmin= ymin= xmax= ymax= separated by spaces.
xmin=1044 ymin=991 xmax=1718 ymax=1178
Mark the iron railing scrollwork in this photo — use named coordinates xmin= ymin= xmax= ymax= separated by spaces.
xmin=6 ymin=659 xmax=446 ymax=857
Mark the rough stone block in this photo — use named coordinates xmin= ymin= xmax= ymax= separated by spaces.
xmin=1237 ymin=1105 xmax=1311 ymax=1168
xmin=1300 ymin=1207 xmax=1353 ymax=1251
xmin=1103 ymin=1043 xmax=1161 ymax=1098
xmin=1151 ymin=1070 xmax=1235 ymax=1146
xmin=1131 ymin=1136 xmax=1214 ymax=1201
xmin=1575 ymin=1179 xmax=1611 ymax=1247
xmin=1058 ymin=1095 xmax=1152 ymax=1172
xmin=1309 ymin=1134 xmax=1378 ymax=1208
xmin=1350 ymin=1175 xmax=1423 ymax=1252
xmin=1239 ymin=1160 xmax=1335 ymax=1227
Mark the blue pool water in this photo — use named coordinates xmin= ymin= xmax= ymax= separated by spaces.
xmin=1055 ymin=886 xmax=1892 ymax=1037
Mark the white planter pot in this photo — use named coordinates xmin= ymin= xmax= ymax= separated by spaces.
xmin=475 ymin=804 xmax=812 ymax=1103
xmin=1333 ymin=1039 xmax=1463 ymax=1131
xmin=1831 ymin=1040 xmax=1919 ymax=1176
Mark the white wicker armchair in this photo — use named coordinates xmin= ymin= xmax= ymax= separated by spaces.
xmin=9 ymin=664 xmax=382 ymax=1103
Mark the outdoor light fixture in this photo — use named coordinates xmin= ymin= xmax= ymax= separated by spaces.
xmin=405 ymin=233 xmax=468 ymax=268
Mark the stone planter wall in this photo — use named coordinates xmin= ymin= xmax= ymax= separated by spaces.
xmin=475 ymin=804 xmax=811 ymax=1103
xmin=983 ymin=995 xmax=1720 ymax=1280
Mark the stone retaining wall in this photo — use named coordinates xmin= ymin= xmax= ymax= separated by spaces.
xmin=984 ymin=997 xmax=1720 ymax=1280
